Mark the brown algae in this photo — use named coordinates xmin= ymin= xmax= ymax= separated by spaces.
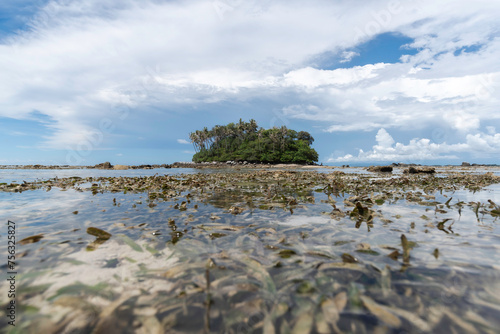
xmin=1 ymin=168 xmax=500 ymax=332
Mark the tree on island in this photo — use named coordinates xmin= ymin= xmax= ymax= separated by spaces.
xmin=189 ymin=119 xmax=318 ymax=164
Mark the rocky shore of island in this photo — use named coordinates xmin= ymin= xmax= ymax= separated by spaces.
xmin=0 ymin=160 xmax=497 ymax=170
xmin=0 ymin=162 xmax=173 ymax=170
xmin=0 ymin=160 xmax=311 ymax=170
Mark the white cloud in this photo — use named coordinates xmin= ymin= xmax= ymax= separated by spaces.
xmin=339 ymin=51 xmax=360 ymax=63
xmin=328 ymin=128 xmax=500 ymax=163
xmin=177 ymin=139 xmax=190 ymax=145
xmin=0 ymin=0 xmax=499 ymax=163
xmin=283 ymin=64 xmax=388 ymax=88
xmin=465 ymin=132 xmax=500 ymax=152
xmin=375 ymin=128 xmax=395 ymax=148
xmin=283 ymin=69 xmax=500 ymax=133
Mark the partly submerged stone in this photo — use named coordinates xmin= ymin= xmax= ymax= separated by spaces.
xmin=87 ymin=227 xmax=112 ymax=240
xmin=19 ymin=234 xmax=44 ymax=245
xmin=404 ymin=166 xmax=436 ymax=174
xmin=367 ymin=166 xmax=393 ymax=173
xmin=94 ymin=162 xmax=113 ymax=169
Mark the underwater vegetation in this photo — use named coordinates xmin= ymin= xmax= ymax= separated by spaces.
xmin=1 ymin=168 xmax=500 ymax=333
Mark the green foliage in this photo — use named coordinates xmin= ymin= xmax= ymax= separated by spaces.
xmin=189 ymin=119 xmax=318 ymax=164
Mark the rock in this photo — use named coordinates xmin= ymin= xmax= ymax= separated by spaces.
xmin=229 ymin=206 xmax=244 ymax=214
xmin=461 ymin=162 xmax=471 ymax=167
xmin=95 ymin=162 xmax=113 ymax=169
xmin=19 ymin=234 xmax=44 ymax=245
xmin=113 ymin=165 xmax=129 ymax=170
xmin=172 ymin=162 xmax=196 ymax=168
xmin=87 ymin=227 xmax=112 ymax=240
xmin=367 ymin=166 xmax=393 ymax=173
xmin=393 ymin=163 xmax=418 ymax=167
xmin=404 ymin=166 xmax=436 ymax=174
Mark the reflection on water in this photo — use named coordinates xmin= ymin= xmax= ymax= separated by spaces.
xmin=0 ymin=168 xmax=500 ymax=333
xmin=0 ymin=168 xmax=197 ymax=184
xmin=3 ymin=165 xmax=498 ymax=184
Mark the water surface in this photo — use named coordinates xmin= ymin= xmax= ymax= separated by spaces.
xmin=1 ymin=168 xmax=499 ymax=333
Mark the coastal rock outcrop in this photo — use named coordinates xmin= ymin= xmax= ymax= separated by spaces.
xmin=94 ymin=162 xmax=113 ymax=169
xmin=113 ymin=165 xmax=129 ymax=170
xmin=404 ymin=166 xmax=436 ymax=174
xmin=367 ymin=166 xmax=393 ymax=173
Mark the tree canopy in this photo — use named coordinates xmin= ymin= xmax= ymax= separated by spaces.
xmin=189 ymin=119 xmax=318 ymax=164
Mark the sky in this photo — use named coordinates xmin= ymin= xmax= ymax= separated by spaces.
xmin=0 ymin=0 xmax=499 ymax=166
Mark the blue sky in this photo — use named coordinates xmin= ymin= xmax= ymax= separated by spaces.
xmin=1 ymin=0 xmax=499 ymax=165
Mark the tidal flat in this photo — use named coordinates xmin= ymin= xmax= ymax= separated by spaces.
xmin=1 ymin=167 xmax=500 ymax=333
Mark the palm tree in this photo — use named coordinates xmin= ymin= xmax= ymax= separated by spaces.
xmin=220 ymin=126 xmax=228 ymax=150
xmin=269 ymin=128 xmax=279 ymax=155
xmin=236 ymin=119 xmax=245 ymax=144
xmin=190 ymin=131 xmax=203 ymax=153
xmin=212 ymin=125 xmax=220 ymax=149
xmin=196 ymin=130 xmax=204 ymax=152
xmin=279 ymin=126 xmax=288 ymax=152
xmin=248 ymin=119 xmax=258 ymax=133
xmin=257 ymin=128 xmax=264 ymax=155
xmin=202 ymin=127 xmax=210 ymax=151
xmin=189 ymin=132 xmax=197 ymax=152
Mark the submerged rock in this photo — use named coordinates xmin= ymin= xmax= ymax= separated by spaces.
xmin=19 ymin=234 xmax=44 ymax=245
xmin=87 ymin=227 xmax=112 ymax=240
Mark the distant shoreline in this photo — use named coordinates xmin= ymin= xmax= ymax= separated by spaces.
xmin=0 ymin=161 xmax=498 ymax=170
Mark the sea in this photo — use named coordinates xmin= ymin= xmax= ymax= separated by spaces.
xmin=1 ymin=166 xmax=499 ymax=332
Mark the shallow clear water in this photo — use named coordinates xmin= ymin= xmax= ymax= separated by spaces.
xmin=0 ymin=168 xmax=203 ymax=184
xmin=1 ymin=168 xmax=499 ymax=333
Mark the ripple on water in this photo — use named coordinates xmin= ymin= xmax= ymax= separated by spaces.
xmin=1 ymin=168 xmax=500 ymax=332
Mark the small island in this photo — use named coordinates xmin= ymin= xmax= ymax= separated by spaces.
xmin=189 ymin=119 xmax=318 ymax=164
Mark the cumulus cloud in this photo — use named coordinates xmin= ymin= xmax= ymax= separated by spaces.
xmin=283 ymin=64 xmax=388 ymax=88
xmin=4 ymin=0 xmax=405 ymax=149
xmin=328 ymin=128 xmax=500 ymax=163
xmin=375 ymin=128 xmax=395 ymax=148
xmin=339 ymin=51 xmax=360 ymax=63
xmin=177 ymin=139 xmax=190 ymax=145
xmin=283 ymin=69 xmax=500 ymax=133
xmin=0 ymin=0 xmax=499 ymax=163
